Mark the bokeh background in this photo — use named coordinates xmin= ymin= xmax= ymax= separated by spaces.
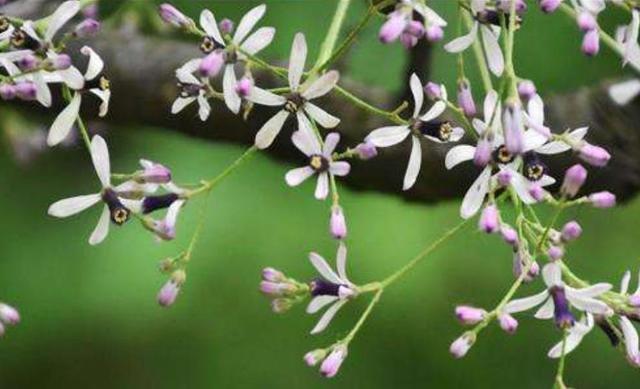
xmin=1 ymin=0 xmax=640 ymax=387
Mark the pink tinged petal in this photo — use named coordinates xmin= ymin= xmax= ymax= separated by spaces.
xmin=200 ymin=9 xmax=224 ymax=45
xmin=336 ymin=242 xmax=349 ymax=283
xmin=567 ymin=283 xmax=612 ymax=299
xmin=47 ymin=93 xmax=81 ymax=146
xmin=460 ymin=166 xmax=491 ymax=219
xmin=480 ymin=26 xmax=504 ymax=76
xmin=527 ymin=94 xmax=545 ymax=126
xmin=472 ymin=118 xmax=487 ymax=135
xmin=523 ymin=130 xmax=548 ymax=152
xmin=303 ymin=103 xmax=340 ymax=128
xmin=33 ymin=72 xmax=52 ymax=107
xmin=510 ymin=172 xmax=537 ymax=204
xmin=445 ymin=145 xmax=476 ymax=169
xmin=483 ymin=89 xmax=500 ymax=124
xmin=306 ymin=295 xmax=339 ymax=314
xmin=548 ymin=329 xmax=588 ymax=358
xmin=419 ymin=101 xmax=446 ymax=122
xmin=620 ymin=316 xmax=640 ymax=362
xmin=315 ymin=172 xmax=330 ymax=200
xmin=410 ymin=73 xmax=424 ymax=118
xmin=534 ymin=298 xmax=555 ymax=320
xmin=444 ymin=22 xmax=478 ymax=53
xmin=89 ymin=205 xmax=110 ymax=245
xmin=504 ymin=290 xmax=550 ymax=314
xmin=609 ymin=79 xmax=640 ymax=105
xmin=48 ymin=193 xmax=101 ymax=217
xmin=296 ymin=112 xmax=322 ymax=152
xmin=309 ymin=252 xmax=342 ymax=284
xmin=247 ymin=86 xmax=286 ymax=106
xmin=288 ymin=33 xmax=307 ymax=91
xmin=302 ymin=70 xmax=339 ymax=100
xmin=621 ymin=271 xmax=632 ymax=295
xmin=310 ymin=299 xmax=348 ymax=334
xmin=240 ymin=26 xmax=275 ymax=55
xmin=80 ymin=46 xmax=104 ymax=81
xmin=89 ymin=88 xmax=110 ymax=117
xmin=329 ymin=162 xmax=350 ymax=177
xmin=543 ymin=262 xmax=562 ymax=287
xmin=566 ymin=295 xmax=611 ymax=315
xmin=176 ymin=59 xmax=202 ymax=84
xmin=45 ymin=0 xmax=81 ymax=41
xmin=403 ymin=137 xmax=422 ymax=191
xmin=450 ymin=127 xmax=465 ymax=142
xmin=233 ymin=4 xmax=266 ymax=44
xmin=323 ymin=132 xmax=340 ymax=155
xmin=171 ymin=97 xmax=196 ymax=114
xmin=292 ymin=130 xmax=318 ymax=156
xmin=90 ymin=135 xmax=111 ymax=187
xmin=255 ymin=110 xmax=289 ymax=149
xmin=365 ymin=125 xmax=410 ymax=147
xmin=285 ymin=166 xmax=314 ymax=187
xmin=57 ymin=66 xmax=85 ymax=90
xmin=223 ymin=65 xmax=241 ymax=114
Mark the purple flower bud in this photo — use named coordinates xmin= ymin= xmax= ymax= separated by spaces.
xmin=379 ymin=12 xmax=406 ymax=44
xmin=235 ymin=77 xmax=253 ymax=98
xmin=501 ymin=226 xmax=519 ymax=246
xmin=320 ymin=345 xmax=348 ymax=378
xmin=355 ymin=141 xmax=378 ymax=160
xmin=262 ymin=267 xmax=284 ymax=282
xmin=50 ymin=54 xmax=72 ymax=70
xmin=479 ymin=204 xmax=499 ymax=233
xmin=527 ymin=261 xmax=541 ymax=281
xmin=400 ymin=33 xmax=418 ymax=49
xmin=75 ymin=18 xmax=100 ymax=37
xmin=455 ymin=305 xmax=487 ymax=325
xmin=457 ymin=80 xmax=476 ymax=117
xmin=498 ymin=313 xmax=518 ymax=334
xmin=330 ymin=205 xmax=347 ymax=240
xmin=304 ymin=349 xmax=326 ymax=367
xmin=424 ymin=82 xmax=443 ymax=100
xmin=589 ymin=191 xmax=616 ymax=208
xmin=561 ymin=221 xmax=582 ymax=242
xmin=577 ymin=11 xmax=597 ymax=31
xmin=561 ymin=164 xmax=587 ymax=198
xmin=14 ymin=82 xmax=37 ymax=101
xmin=539 ymin=0 xmax=562 ymax=13
xmin=577 ymin=143 xmax=610 ymax=167
xmin=140 ymin=160 xmax=172 ymax=184
xmin=159 ymin=3 xmax=191 ymax=28
xmin=450 ymin=333 xmax=475 ymax=358
xmin=157 ymin=280 xmax=180 ymax=307
xmin=474 ymin=137 xmax=492 ymax=167
xmin=497 ymin=0 xmax=527 ymax=13
xmin=582 ymin=29 xmax=600 ymax=56
xmin=503 ymin=101 xmax=525 ymax=155
xmin=0 ymin=304 xmax=20 ymax=325
xmin=0 ymin=84 xmax=17 ymax=100
xmin=199 ymin=51 xmax=224 ymax=78
xmin=629 ymin=294 xmax=640 ymax=307
xmin=260 ymin=281 xmax=288 ymax=296
xmin=405 ymin=20 xmax=424 ymax=38
xmin=425 ymin=25 xmax=444 ymax=42
xmin=529 ymin=185 xmax=545 ymax=202
xmin=219 ymin=18 xmax=234 ymax=35
xmin=547 ymin=245 xmax=564 ymax=261
xmin=82 ymin=4 xmax=99 ymax=19
xmin=18 ymin=54 xmax=38 ymax=71
xmin=497 ymin=169 xmax=513 ymax=187
xmin=517 ymin=80 xmax=537 ymax=100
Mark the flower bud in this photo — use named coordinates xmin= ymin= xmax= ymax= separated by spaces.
xmin=425 ymin=25 xmax=444 ymax=42
xmin=271 ymin=298 xmax=292 ymax=313
xmin=497 ymin=169 xmax=512 ymax=187
xmin=517 ymin=80 xmax=536 ymax=100
xmin=260 ymin=281 xmax=292 ymax=296
xmin=455 ymin=305 xmax=487 ymax=325
xmin=320 ymin=345 xmax=348 ymax=378
xmin=355 ymin=141 xmax=378 ymax=160
xmin=588 ymin=191 xmax=616 ymax=208
xmin=498 ymin=313 xmax=518 ymax=334
xmin=18 ymin=54 xmax=38 ymax=71
xmin=82 ymin=4 xmax=99 ymax=19
xmin=474 ymin=137 xmax=492 ymax=167
xmin=304 ymin=349 xmax=327 ymax=366
xmin=629 ymin=294 xmax=640 ymax=307
xmin=424 ymin=82 xmax=443 ymax=100
xmin=561 ymin=164 xmax=587 ymax=198
xmin=577 ymin=11 xmax=597 ymax=31
xmin=500 ymin=226 xmax=518 ymax=246
xmin=479 ymin=204 xmax=499 ymax=233
xmin=0 ymin=304 xmax=20 ymax=325
xmin=0 ymin=84 xmax=16 ymax=100
xmin=219 ymin=18 xmax=234 ymax=35
xmin=235 ymin=76 xmax=253 ymax=98
xmin=529 ymin=185 xmax=545 ymax=202
xmin=539 ymin=0 xmax=562 ymax=13
xmin=450 ymin=332 xmax=475 ymax=358
xmin=379 ymin=12 xmax=406 ymax=44
xmin=561 ymin=221 xmax=582 ymax=242
xmin=496 ymin=0 xmax=527 ymax=13
xmin=140 ymin=160 xmax=172 ymax=184
xmin=400 ymin=33 xmax=418 ymax=49
xmin=405 ymin=20 xmax=424 ymax=38
xmin=330 ymin=205 xmax=347 ymax=240
xmin=50 ymin=54 xmax=72 ymax=70
xmin=547 ymin=245 xmax=564 ymax=261
xmin=74 ymin=18 xmax=100 ymax=37
xmin=582 ymin=30 xmax=600 ymax=56
xmin=159 ymin=3 xmax=191 ymax=28
xmin=15 ymin=82 xmax=37 ymax=101
xmin=157 ymin=278 xmax=181 ymax=307
xmin=262 ymin=267 xmax=285 ymax=282
xmin=577 ymin=143 xmax=610 ymax=167
xmin=199 ymin=51 xmax=224 ymax=78
xmin=457 ymin=80 xmax=476 ymax=117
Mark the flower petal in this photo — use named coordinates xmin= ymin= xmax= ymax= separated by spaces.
xmin=609 ymin=79 xmax=640 ymax=105
xmin=323 ymin=132 xmax=340 ymax=156
xmin=33 ymin=72 xmax=52 ymax=108
xmin=306 ymin=295 xmax=339 ymax=314
xmin=567 ymin=283 xmax=612 ymax=299
xmin=285 ymin=166 xmax=314 ymax=187
xmin=223 ymin=64 xmax=241 ymax=114
xmin=309 ymin=252 xmax=342 ymax=284
xmin=620 ymin=316 xmax=640 ymax=362
xmin=480 ymin=26 xmax=504 ymax=76
xmin=330 ymin=162 xmax=350 ymax=177
xmin=336 ymin=242 xmax=349 ymax=283
xmin=548 ymin=330 xmax=588 ymax=358
xmin=444 ymin=22 xmax=478 ymax=53
xmin=47 ymin=93 xmax=81 ymax=146
xmin=255 ymin=110 xmax=289 ymax=149
xmin=56 ymin=66 xmax=85 ymax=90
xmin=304 ymin=103 xmax=340 ymax=128
xmin=171 ymin=97 xmax=196 ymax=114
xmin=233 ymin=4 xmax=266 ymax=45
xmin=296 ymin=112 xmax=321 ymax=152
xmin=315 ymin=172 xmax=329 ymax=200
xmin=89 ymin=205 xmax=110 ymax=246
xmin=291 ymin=130 xmax=318 ymax=157
xmin=89 ymin=88 xmax=111 ymax=117
xmin=240 ymin=26 xmax=275 ymax=55
xmin=288 ymin=33 xmax=307 ymax=90
xmin=302 ymin=70 xmax=339 ymax=100
xmin=445 ymin=145 xmax=476 ymax=170
xmin=91 ymin=134 xmax=111 ymax=187
xmin=200 ymin=9 xmax=224 ymax=45
xmin=504 ymin=290 xmax=549 ymax=314
xmin=310 ymin=299 xmax=348 ymax=335
xmin=621 ymin=270 xmax=632 ymax=295
xmin=80 ymin=46 xmax=104 ymax=81
xmin=197 ymin=93 xmax=211 ymax=121
xmin=45 ymin=0 xmax=81 ymax=41
xmin=48 ymin=193 xmax=101 ymax=217
xmin=542 ymin=262 xmax=562 ymax=287
xmin=566 ymin=295 xmax=611 ymax=315
xmin=534 ymin=298 xmax=555 ymax=320
xmin=410 ymin=73 xmax=424 ymax=118
xmin=460 ymin=166 xmax=491 ymax=219
xmin=247 ymin=86 xmax=286 ymax=106
xmin=366 ymin=125 xmax=410 ymax=147
xmin=403 ymin=137 xmax=422 ymax=191
xmin=419 ymin=101 xmax=446 ymax=122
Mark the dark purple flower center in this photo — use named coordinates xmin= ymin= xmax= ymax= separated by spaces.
xmin=476 ymin=10 xmax=522 ymax=28
xmin=142 ymin=193 xmax=179 ymax=214
xmin=101 ymin=188 xmax=130 ymax=225
xmin=309 ymin=155 xmax=329 ymax=173
xmin=285 ymin=93 xmax=305 ymax=113
xmin=310 ymin=278 xmax=343 ymax=297
xmin=178 ymin=82 xmax=202 ymax=98
xmin=411 ymin=119 xmax=453 ymax=141
xmin=200 ymin=36 xmax=224 ymax=54
xmin=10 ymin=29 xmax=41 ymax=51
xmin=549 ymin=286 xmax=575 ymax=329
xmin=493 ymin=145 xmax=515 ymax=164
xmin=523 ymin=152 xmax=547 ymax=181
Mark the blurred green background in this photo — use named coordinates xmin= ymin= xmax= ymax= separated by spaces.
xmin=1 ymin=0 xmax=639 ymax=387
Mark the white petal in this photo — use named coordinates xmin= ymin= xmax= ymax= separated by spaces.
xmin=45 ymin=0 xmax=80 ymax=41
xmin=566 ymin=295 xmax=611 ymax=315
xmin=460 ymin=166 xmax=491 ymax=219
xmin=310 ymin=299 xmax=348 ymax=335
xmin=89 ymin=206 xmax=110 ymax=246
xmin=57 ymin=66 xmax=85 ymax=90
xmin=302 ymin=70 xmax=339 ymax=100
xmin=534 ymin=298 xmax=555 ymax=320
xmin=47 ymin=93 xmax=81 ymax=147
xmin=620 ymin=316 xmax=640 ymax=361
xmin=365 ymin=125 xmax=410 ymax=147
xmin=414 ymin=3 xmax=447 ymax=27
xmin=542 ymin=262 xmax=562 ymax=287
xmin=609 ymin=79 xmax=640 ymax=105
xmin=89 ymin=89 xmax=111 ymax=117
xmin=329 ymin=162 xmax=350 ymax=177
xmin=548 ymin=331 xmax=587 ymax=358
xmin=303 ymin=103 xmax=340 ymax=128
xmin=410 ymin=73 xmax=424 ymax=118
xmin=510 ymin=171 xmax=537 ymax=204
xmin=33 ymin=72 xmax=52 ymax=108
xmin=403 ymin=136 xmax=422 ymax=191
xmin=336 ymin=242 xmax=349 ymax=283
xmin=200 ymin=9 xmax=224 ymax=45
xmin=444 ymin=22 xmax=478 ymax=53
xmin=176 ymin=59 xmax=202 ymax=84
xmin=315 ymin=172 xmax=329 ymax=200
xmin=80 ymin=46 xmax=104 ymax=81
xmin=306 ymin=296 xmax=339 ymax=314
xmin=240 ymin=27 xmax=275 ymax=55
xmin=296 ymin=112 xmax=321 ymax=152
xmin=291 ymin=129 xmax=319 ymax=157
xmin=171 ymin=97 xmax=196 ymax=114
xmin=419 ymin=101 xmax=446 ymax=122
xmin=309 ymin=252 xmax=342 ymax=284
xmin=527 ymin=94 xmax=545 ymax=126
xmin=621 ymin=270 xmax=632 ymax=295
xmin=504 ymin=290 xmax=550 ymax=314
xmin=288 ymin=33 xmax=307 ymax=90
xmin=197 ymin=93 xmax=211 ymax=121
xmin=483 ymin=89 xmax=500 ymax=124
xmin=480 ymin=26 xmax=504 ymax=76
xmin=247 ymin=86 xmax=286 ymax=106
xmin=285 ymin=166 xmax=314 ymax=186
xmin=323 ymin=132 xmax=340 ymax=156
xmin=233 ymin=4 xmax=266 ymax=45
xmin=567 ymin=283 xmax=612 ymax=299
xmin=255 ymin=110 xmax=289 ymax=149
xmin=91 ymin=134 xmax=111 ymax=187
xmin=223 ymin=65 xmax=241 ymax=114
xmin=48 ymin=193 xmax=101 ymax=217
xmin=523 ymin=130 xmax=548 ymax=152
xmin=449 ymin=127 xmax=465 ymax=142
xmin=445 ymin=145 xmax=476 ymax=170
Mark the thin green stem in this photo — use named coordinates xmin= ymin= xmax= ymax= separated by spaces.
xmin=344 ymin=289 xmax=383 ymax=343
xmin=188 ymin=146 xmax=258 ymax=198
xmin=334 ymin=85 xmax=407 ymax=124
xmin=462 ymin=11 xmax=492 ymax=93
xmin=313 ymin=0 xmax=352 ymax=72
xmin=555 ymin=332 xmax=569 ymax=388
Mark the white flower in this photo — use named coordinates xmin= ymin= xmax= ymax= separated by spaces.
xmin=619 ymin=269 xmax=640 ymax=366
xmin=366 ymin=73 xmax=464 ymax=191
xmin=505 ymin=262 xmax=613 ymax=327
xmin=306 ymin=242 xmax=356 ymax=334
xmin=246 ymin=33 xmax=341 ymax=149
xmin=609 ymin=13 xmax=640 ymax=105
xmin=547 ymin=313 xmax=594 ymax=358
xmin=444 ymin=0 xmax=504 ymax=76
xmin=171 ymin=59 xmax=211 ymax=121
xmin=47 ymin=46 xmax=110 ymax=146
xmin=198 ymin=4 xmax=275 ymax=113
xmin=47 ymin=135 xmax=134 ymax=245
xmin=285 ymin=128 xmax=350 ymax=200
